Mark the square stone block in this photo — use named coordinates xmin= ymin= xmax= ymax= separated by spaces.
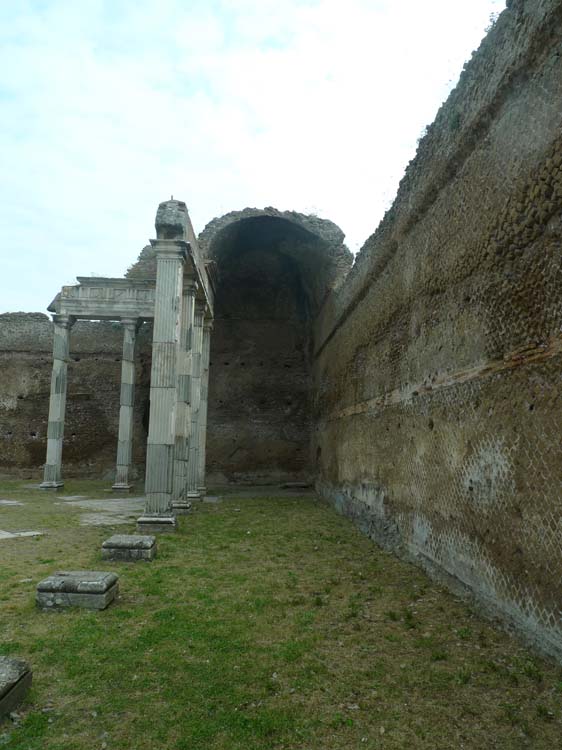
xmin=137 ymin=515 xmax=177 ymax=534
xmin=0 ymin=657 xmax=32 ymax=721
xmin=102 ymin=534 xmax=156 ymax=561
xmin=171 ymin=500 xmax=192 ymax=516
xmin=36 ymin=571 xmax=119 ymax=611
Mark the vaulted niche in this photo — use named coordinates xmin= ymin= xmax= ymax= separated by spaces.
xmin=200 ymin=210 xmax=351 ymax=485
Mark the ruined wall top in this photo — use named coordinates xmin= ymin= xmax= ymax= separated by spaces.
xmin=198 ymin=207 xmax=353 ymax=312
xmin=314 ymin=0 xmax=562 ymax=353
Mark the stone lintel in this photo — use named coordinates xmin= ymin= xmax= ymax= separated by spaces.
xmin=75 ymin=277 xmax=153 ymax=287
xmin=0 ymin=657 xmax=32 ymax=721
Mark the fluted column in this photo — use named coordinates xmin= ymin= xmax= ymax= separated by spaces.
xmin=186 ymin=300 xmax=204 ymax=498
xmin=112 ymin=318 xmax=140 ymax=492
xmin=197 ymin=318 xmax=212 ymax=494
xmin=138 ymin=240 xmax=186 ymax=533
xmin=40 ymin=314 xmax=75 ymax=489
xmin=172 ymin=278 xmax=198 ymax=512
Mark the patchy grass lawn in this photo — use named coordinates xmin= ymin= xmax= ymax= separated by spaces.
xmin=0 ymin=480 xmax=561 ymax=749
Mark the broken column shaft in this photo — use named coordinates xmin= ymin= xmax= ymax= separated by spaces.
xmin=40 ymin=314 xmax=75 ymax=489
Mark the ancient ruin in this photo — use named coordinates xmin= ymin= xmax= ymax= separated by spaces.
xmin=1 ymin=0 xmax=562 ymax=663
xmin=39 ymin=199 xmax=216 ymax=534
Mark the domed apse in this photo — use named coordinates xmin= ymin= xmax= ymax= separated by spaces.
xmin=199 ymin=209 xmax=351 ymax=486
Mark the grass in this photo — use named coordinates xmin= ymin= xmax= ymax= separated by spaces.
xmin=0 ymin=480 xmax=561 ymax=749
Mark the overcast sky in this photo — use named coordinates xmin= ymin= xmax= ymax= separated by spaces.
xmin=0 ymin=0 xmax=505 ymax=314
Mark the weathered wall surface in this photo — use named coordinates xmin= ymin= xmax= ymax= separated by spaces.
xmin=313 ymin=0 xmax=562 ymax=660
xmin=0 ymin=314 xmax=151 ymax=480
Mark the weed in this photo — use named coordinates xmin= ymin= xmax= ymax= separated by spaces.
xmin=431 ymin=650 xmax=448 ymax=662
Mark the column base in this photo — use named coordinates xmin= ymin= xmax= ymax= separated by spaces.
xmin=137 ymin=514 xmax=178 ymax=534
xmin=112 ymin=483 xmax=133 ymax=493
xmin=171 ymin=500 xmax=192 ymax=516
xmin=39 ymin=481 xmax=64 ymax=490
xmin=186 ymin=490 xmax=201 ymax=500
xmin=197 ymin=485 xmax=207 ymax=495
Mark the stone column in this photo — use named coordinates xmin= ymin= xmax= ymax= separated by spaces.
xmin=40 ymin=314 xmax=75 ymax=489
xmin=112 ymin=318 xmax=140 ymax=492
xmin=197 ymin=318 xmax=212 ymax=495
xmin=186 ymin=300 xmax=205 ymax=499
xmin=172 ymin=278 xmax=198 ymax=513
xmin=138 ymin=240 xmax=187 ymax=533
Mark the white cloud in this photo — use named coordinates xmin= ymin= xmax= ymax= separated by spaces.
xmin=0 ymin=0 xmax=505 ymax=313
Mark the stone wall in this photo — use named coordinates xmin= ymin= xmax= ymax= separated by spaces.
xmin=0 ymin=313 xmax=151 ymax=480
xmin=313 ymin=0 xmax=562 ymax=659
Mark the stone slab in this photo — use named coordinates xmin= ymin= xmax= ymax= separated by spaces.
xmin=102 ymin=534 xmax=156 ymax=561
xmin=137 ymin=515 xmax=177 ymax=534
xmin=0 ymin=500 xmax=24 ymax=507
xmin=39 ymin=481 xmax=64 ymax=490
xmin=0 ymin=530 xmax=43 ymax=540
xmin=36 ymin=571 xmax=119 ymax=610
xmin=0 ymin=657 xmax=32 ymax=721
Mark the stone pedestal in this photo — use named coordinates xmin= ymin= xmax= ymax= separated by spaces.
xmin=113 ymin=318 xmax=140 ymax=492
xmin=0 ymin=658 xmax=32 ymax=721
xmin=36 ymin=571 xmax=119 ymax=610
xmin=40 ymin=315 xmax=75 ymax=489
xmin=102 ymin=534 xmax=156 ymax=561
xmin=172 ymin=500 xmax=192 ymax=515
xmin=137 ymin=515 xmax=178 ymax=534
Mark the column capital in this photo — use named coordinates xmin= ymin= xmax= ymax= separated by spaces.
xmin=194 ymin=299 xmax=206 ymax=314
xmin=203 ymin=317 xmax=214 ymax=331
xmin=121 ymin=317 xmax=141 ymax=332
xmin=52 ymin=314 xmax=75 ymax=329
xmin=149 ymin=238 xmax=189 ymax=261
xmin=183 ymin=278 xmax=199 ymax=295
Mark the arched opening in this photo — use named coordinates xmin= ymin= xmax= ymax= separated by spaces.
xmin=199 ymin=209 xmax=351 ymax=485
